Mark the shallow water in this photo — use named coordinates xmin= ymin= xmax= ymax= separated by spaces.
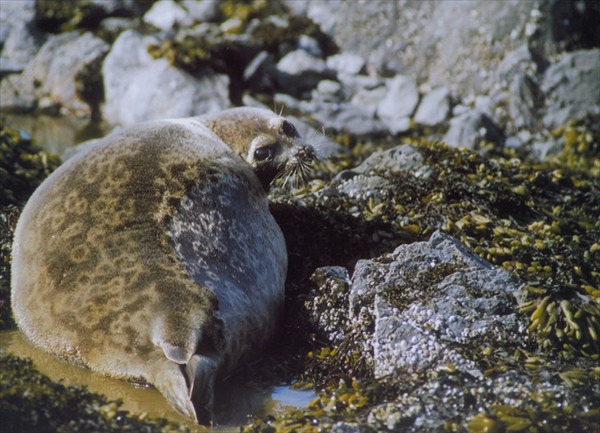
xmin=0 ymin=330 xmax=315 ymax=432
xmin=2 ymin=113 xmax=107 ymax=157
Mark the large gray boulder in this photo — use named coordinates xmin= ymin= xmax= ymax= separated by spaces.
xmin=101 ymin=30 xmax=230 ymax=127
xmin=291 ymin=1 xmax=540 ymax=99
xmin=444 ymin=108 xmax=505 ymax=150
xmin=0 ymin=0 xmax=45 ymax=74
xmin=349 ymin=231 xmax=526 ymax=377
xmin=0 ymin=0 xmax=37 ymax=46
xmin=541 ymin=49 xmax=600 ymax=128
xmin=0 ymin=31 xmax=109 ymax=117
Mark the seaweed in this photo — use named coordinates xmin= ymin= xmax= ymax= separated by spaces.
xmin=0 ymin=355 xmax=189 ymax=433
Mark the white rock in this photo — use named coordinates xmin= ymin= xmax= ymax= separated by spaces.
xmin=414 ymin=87 xmax=450 ymax=126
xmin=102 ymin=30 xmax=229 ymax=126
xmin=376 ymin=75 xmax=419 ymax=134
xmin=181 ymin=0 xmax=220 ymax=22
xmin=143 ymin=0 xmax=193 ymax=31
xmin=277 ymin=49 xmax=328 ymax=75
xmin=327 ymin=52 xmax=366 ymax=75
xmin=1 ymin=32 xmax=110 ymax=117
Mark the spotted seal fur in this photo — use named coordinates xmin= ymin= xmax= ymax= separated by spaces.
xmin=10 ymin=107 xmax=315 ymax=424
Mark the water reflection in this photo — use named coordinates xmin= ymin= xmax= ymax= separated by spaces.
xmin=0 ymin=330 xmax=315 ymax=432
xmin=2 ymin=113 xmax=107 ymax=157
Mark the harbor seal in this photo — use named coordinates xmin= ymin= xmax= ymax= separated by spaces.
xmin=10 ymin=107 xmax=315 ymax=424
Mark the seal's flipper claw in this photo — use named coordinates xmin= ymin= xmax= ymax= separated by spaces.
xmin=185 ymin=354 xmax=219 ymax=425
xmin=155 ymin=363 xmax=199 ymax=423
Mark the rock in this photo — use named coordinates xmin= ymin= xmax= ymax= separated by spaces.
xmin=443 ymin=109 xmax=505 ymax=150
xmin=0 ymin=32 xmax=110 ymax=117
xmin=414 ymin=86 xmax=450 ymax=127
xmin=376 ymin=75 xmax=419 ymax=134
xmin=277 ymin=50 xmax=332 ymax=97
xmin=277 ymin=49 xmax=328 ymax=76
xmin=274 ymin=92 xmax=385 ymax=136
xmin=220 ymin=17 xmax=244 ymax=34
xmin=276 ymin=49 xmax=334 ymax=97
xmin=318 ymin=104 xmax=386 ymax=137
xmin=336 ymin=175 xmax=391 ymax=201
xmin=334 ymin=145 xmax=432 ymax=200
xmin=291 ymin=1 xmax=546 ymax=99
xmin=102 ymin=30 xmax=230 ymax=126
xmin=143 ymin=0 xmax=194 ymax=31
xmin=0 ymin=23 xmax=45 ymax=74
xmin=326 ymin=52 xmax=366 ymax=76
xmin=0 ymin=0 xmax=36 ymax=44
xmin=531 ymin=136 xmax=562 ymax=161
xmin=508 ymin=73 xmax=543 ymax=130
xmin=341 ymin=144 xmax=433 ymax=181
xmin=330 ymin=422 xmax=376 ymax=433
xmin=307 ymin=267 xmax=351 ymax=344
xmin=366 ymin=367 xmax=588 ymax=433
xmin=339 ymin=74 xmax=383 ymax=93
xmin=0 ymin=75 xmax=36 ymax=112
xmin=496 ymin=44 xmax=545 ymax=86
xmin=348 ymin=231 xmax=526 ymax=377
xmin=88 ymin=0 xmax=153 ymax=16
xmin=350 ymin=85 xmax=387 ymax=117
xmin=368 ymin=403 xmax=416 ymax=432
xmin=298 ymin=34 xmax=323 ymax=57
xmin=0 ymin=0 xmax=44 ymax=74
xmin=313 ymin=79 xmax=346 ymax=102
xmin=3 ymin=113 xmax=94 ymax=157
xmin=98 ymin=17 xmax=134 ymax=38
xmin=181 ymin=0 xmax=220 ymax=22
xmin=243 ymin=51 xmax=276 ymax=92
xmin=541 ymin=49 xmax=600 ymax=128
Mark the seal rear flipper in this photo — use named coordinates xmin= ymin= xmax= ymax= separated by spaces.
xmin=154 ymin=362 xmax=199 ymax=422
xmin=186 ymin=353 xmax=219 ymax=425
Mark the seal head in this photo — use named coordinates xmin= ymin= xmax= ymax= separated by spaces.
xmin=200 ymin=107 xmax=316 ymax=189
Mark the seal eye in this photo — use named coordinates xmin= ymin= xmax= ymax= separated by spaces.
xmin=281 ymin=120 xmax=298 ymax=138
xmin=254 ymin=146 xmax=274 ymax=162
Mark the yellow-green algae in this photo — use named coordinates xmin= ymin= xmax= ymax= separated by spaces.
xmin=146 ymin=0 xmax=336 ymax=79
xmin=0 ymin=354 xmax=188 ymax=433
xmin=246 ymin=118 xmax=599 ymax=432
xmin=1 ymin=114 xmax=598 ymax=431
xmin=34 ymin=0 xmax=156 ymax=33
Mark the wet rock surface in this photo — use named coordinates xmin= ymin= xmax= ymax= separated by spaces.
xmin=1 ymin=1 xmax=599 ymax=433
